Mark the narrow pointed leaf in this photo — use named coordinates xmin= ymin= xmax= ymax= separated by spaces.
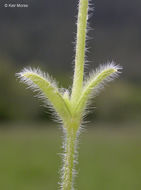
xmin=17 ymin=68 xmax=71 ymax=122
xmin=75 ymin=63 xmax=121 ymax=114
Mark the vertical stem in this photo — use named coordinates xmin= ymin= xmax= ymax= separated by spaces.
xmin=71 ymin=0 xmax=89 ymax=104
xmin=62 ymin=0 xmax=89 ymax=189
xmin=62 ymin=129 xmax=77 ymax=190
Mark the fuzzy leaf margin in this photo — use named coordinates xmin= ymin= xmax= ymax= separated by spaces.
xmin=75 ymin=63 xmax=122 ymax=115
xmin=17 ymin=68 xmax=72 ymax=123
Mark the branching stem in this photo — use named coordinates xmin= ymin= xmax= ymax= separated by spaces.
xmin=17 ymin=0 xmax=120 ymax=189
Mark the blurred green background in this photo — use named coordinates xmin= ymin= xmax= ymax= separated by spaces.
xmin=0 ymin=0 xmax=141 ymax=189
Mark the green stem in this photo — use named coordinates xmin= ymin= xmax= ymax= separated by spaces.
xmin=71 ymin=0 xmax=89 ymax=104
xmin=62 ymin=129 xmax=77 ymax=190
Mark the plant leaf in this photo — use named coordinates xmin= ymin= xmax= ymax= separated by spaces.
xmin=75 ymin=63 xmax=121 ymax=114
xmin=17 ymin=68 xmax=71 ymax=122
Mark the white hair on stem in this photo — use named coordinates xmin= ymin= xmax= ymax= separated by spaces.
xmin=16 ymin=0 xmax=122 ymax=189
xmin=74 ymin=62 xmax=122 ymax=120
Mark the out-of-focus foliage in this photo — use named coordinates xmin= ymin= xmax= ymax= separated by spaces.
xmin=93 ymin=81 xmax=141 ymax=123
xmin=0 ymin=127 xmax=141 ymax=190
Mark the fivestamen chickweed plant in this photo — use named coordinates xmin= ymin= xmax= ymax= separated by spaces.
xmin=17 ymin=0 xmax=121 ymax=189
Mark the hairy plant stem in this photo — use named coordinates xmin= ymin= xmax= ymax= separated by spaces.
xmin=71 ymin=0 xmax=89 ymax=104
xmin=17 ymin=0 xmax=120 ymax=189
xmin=63 ymin=0 xmax=89 ymax=189
xmin=62 ymin=128 xmax=77 ymax=190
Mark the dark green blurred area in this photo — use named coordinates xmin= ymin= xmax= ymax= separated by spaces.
xmin=0 ymin=126 xmax=141 ymax=190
